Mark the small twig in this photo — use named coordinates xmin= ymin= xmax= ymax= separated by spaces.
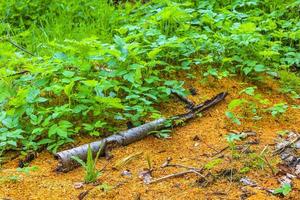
xmin=161 ymin=157 xmax=203 ymax=172
xmin=4 ymin=70 xmax=30 ymax=78
xmin=148 ymin=169 xmax=204 ymax=184
xmin=113 ymin=180 xmax=128 ymax=189
xmin=241 ymin=145 xmax=250 ymax=154
xmin=210 ymin=146 xmax=229 ymax=157
xmin=7 ymin=39 xmax=35 ymax=56
xmin=171 ymin=90 xmax=195 ymax=109
xmin=99 ymin=161 xmax=109 ymax=172
xmin=203 ymin=141 xmax=219 ymax=153
xmin=164 ymin=163 xmax=203 ymax=172
xmin=260 ymin=145 xmax=268 ymax=156
xmin=263 ymin=155 xmax=276 ymax=176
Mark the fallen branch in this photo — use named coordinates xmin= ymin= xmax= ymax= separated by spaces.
xmin=171 ymin=90 xmax=195 ymax=109
xmin=7 ymin=39 xmax=35 ymax=56
xmin=0 ymin=38 xmax=34 ymax=78
xmin=55 ymin=92 xmax=228 ymax=172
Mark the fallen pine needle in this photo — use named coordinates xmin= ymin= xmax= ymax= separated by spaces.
xmin=148 ymin=170 xmax=205 ymax=184
xmin=113 ymin=151 xmax=143 ymax=169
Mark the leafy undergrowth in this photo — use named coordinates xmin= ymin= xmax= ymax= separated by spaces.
xmin=0 ymin=77 xmax=299 ymax=199
xmin=0 ymin=0 xmax=299 ymax=199
xmin=0 ymin=0 xmax=299 ymax=156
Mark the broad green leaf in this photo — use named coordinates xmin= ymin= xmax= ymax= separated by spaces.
xmin=82 ymin=80 xmax=98 ymax=87
xmin=273 ymin=183 xmax=292 ymax=196
xmin=204 ymin=158 xmax=223 ymax=170
xmin=95 ymin=96 xmax=124 ymax=109
xmin=228 ymin=99 xmax=246 ymax=110
xmin=225 ymin=111 xmax=241 ymax=125
xmin=64 ymin=81 xmax=75 ymax=97
xmin=62 ymin=70 xmax=75 ymax=78
xmin=225 ymin=133 xmax=242 ymax=143
xmin=239 ymin=87 xmax=257 ymax=96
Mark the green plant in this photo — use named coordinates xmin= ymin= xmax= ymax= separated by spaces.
xmin=0 ymin=0 xmax=299 ymax=158
xmin=273 ymin=183 xmax=292 ymax=196
xmin=225 ymin=99 xmax=247 ymax=125
xmin=226 ymin=133 xmax=243 ymax=144
xmin=279 ymin=71 xmax=300 ymax=95
xmin=16 ymin=166 xmax=39 ymax=175
xmin=72 ymin=144 xmax=102 ymax=183
xmin=267 ymin=103 xmax=288 ymax=117
xmin=98 ymin=183 xmax=113 ymax=192
xmin=0 ymin=175 xmax=21 ymax=183
xmin=276 ymin=130 xmax=289 ymax=136
xmin=204 ymin=158 xmax=223 ymax=170
xmin=149 ymin=129 xmax=172 ymax=138
xmin=239 ymin=166 xmax=250 ymax=174
xmin=239 ymin=87 xmax=257 ymax=96
xmin=225 ymin=133 xmax=243 ymax=158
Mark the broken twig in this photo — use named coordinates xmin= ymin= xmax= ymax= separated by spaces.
xmin=7 ymin=39 xmax=35 ymax=56
xmin=171 ymin=90 xmax=195 ymax=109
xmin=148 ymin=169 xmax=204 ymax=184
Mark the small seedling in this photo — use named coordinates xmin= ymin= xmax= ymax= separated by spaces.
xmin=204 ymin=158 xmax=223 ymax=170
xmin=292 ymin=105 xmax=300 ymax=109
xmin=226 ymin=133 xmax=242 ymax=158
xmin=0 ymin=175 xmax=21 ymax=183
xmin=239 ymin=166 xmax=250 ymax=174
xmin=225 ymin=111 xmax=241 ymax=125
xmin=225 ymin=99 xmax=247 ymax=125
xmin=98 ymin=183 xmax=113 ymax=192
xmin=276 ymin=130 xmax=289 ymax=136
xmin=225 ymin=133 xmax=242 ymax=144
xmin=145 ymin=154 xmax=152 ymax=170
xmin=239 ymin=86 xmax=257 ymax=96
xmin=267 ymin=103 xmax=288 ymax=117
xmin=273 ymin=183 xmax=292 ymax=196
xmin=72 ymin=144 xmax=103 ymax=183
xmin=16 ymin=166 xmax=39 ymax=175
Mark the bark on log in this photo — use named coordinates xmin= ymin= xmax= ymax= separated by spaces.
xmin=54 ymin=92 xmax=227 ymax=172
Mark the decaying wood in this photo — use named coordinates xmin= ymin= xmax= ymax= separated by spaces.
xmin=55 ymin=92 xmax=228 ymax=172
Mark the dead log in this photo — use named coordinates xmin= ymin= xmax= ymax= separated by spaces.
xmin=54 ymin=92 xmax=228 ymax=172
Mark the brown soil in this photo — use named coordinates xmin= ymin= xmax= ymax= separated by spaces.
xmin=1 ymin=77 xmax=299 ymax=200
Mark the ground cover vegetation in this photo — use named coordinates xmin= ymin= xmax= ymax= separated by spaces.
xmin=0 ymin=1 xmax=299 ymax=197
xmin=0 ymin=0 xmax=298 ymax=155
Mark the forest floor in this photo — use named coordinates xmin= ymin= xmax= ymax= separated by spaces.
xmin=1 ymin=77 xmax=299 ymax=200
